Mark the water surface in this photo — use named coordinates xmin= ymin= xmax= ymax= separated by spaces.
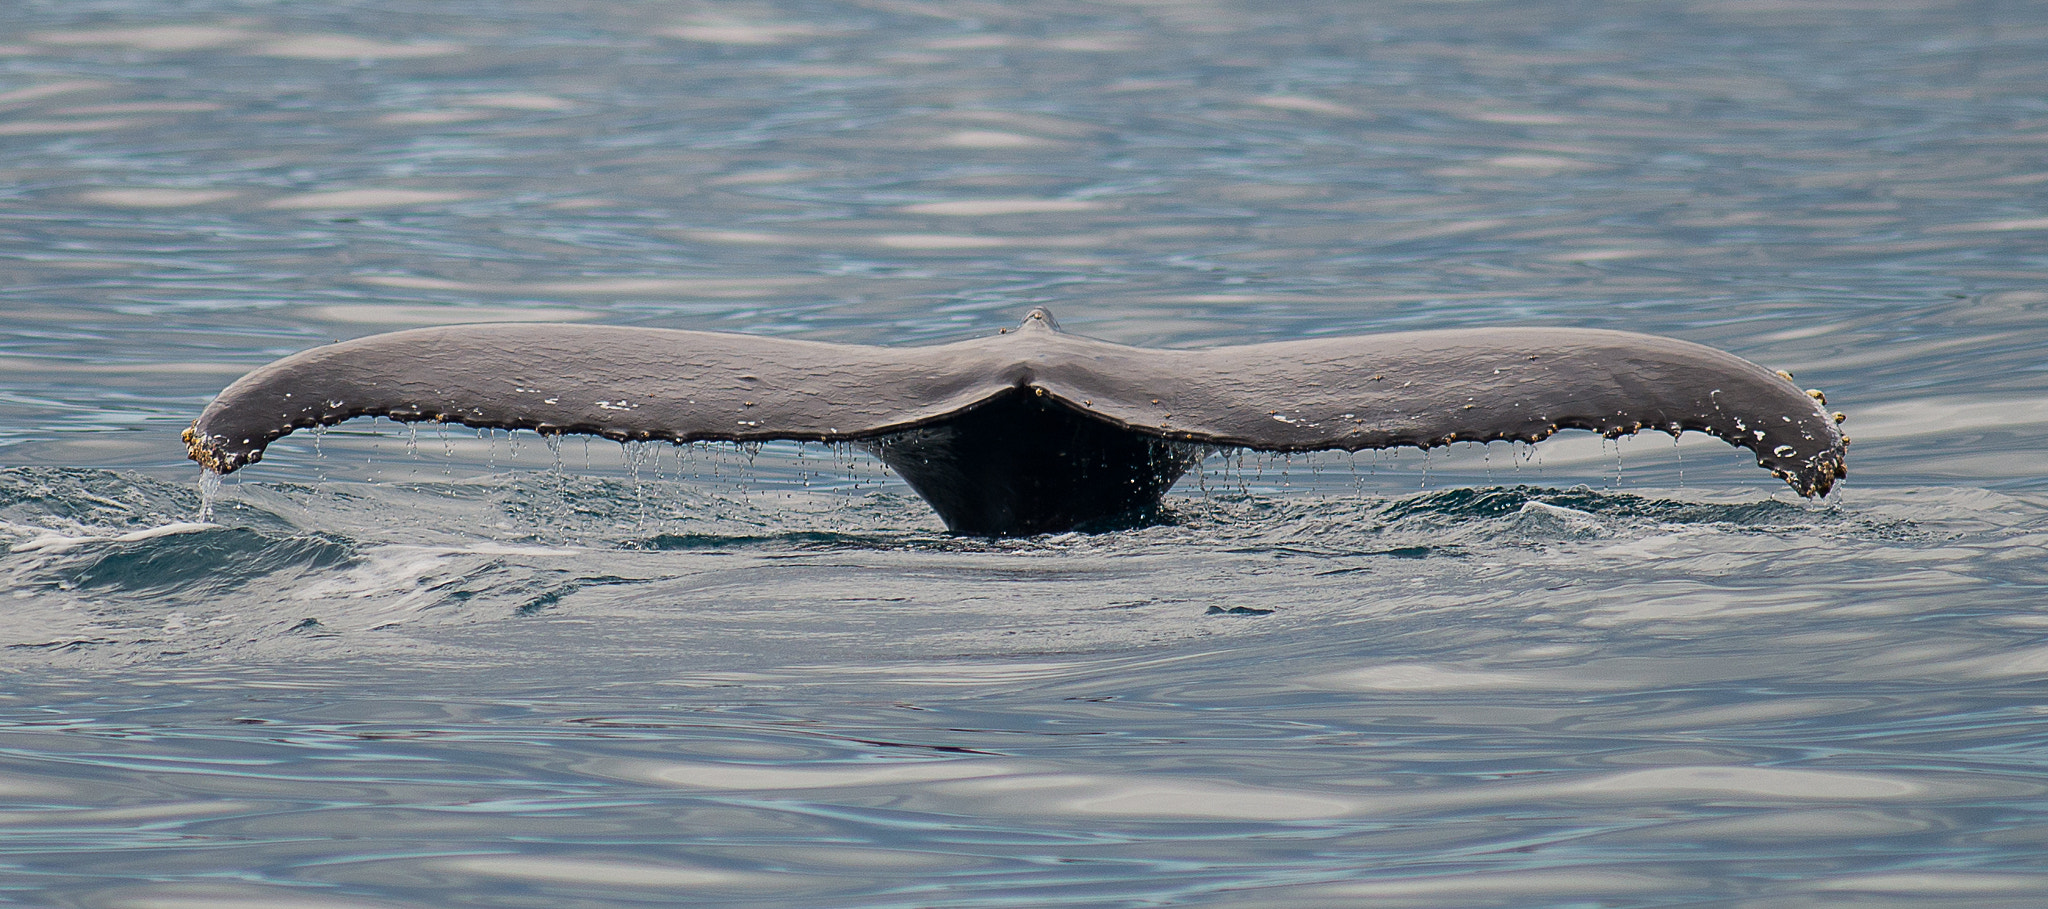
xmin=4 ymin=0 xmax=2048 ymax=905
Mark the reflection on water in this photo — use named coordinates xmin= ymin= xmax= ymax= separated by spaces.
xmin=5 ymin=0 xmax=2048 ymax=905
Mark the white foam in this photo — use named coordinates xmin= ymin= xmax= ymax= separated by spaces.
xmin=8 ymin=522 xmax=218 ymax=555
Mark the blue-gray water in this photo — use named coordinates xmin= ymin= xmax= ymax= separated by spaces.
xmin=4 ymin=0 xmax=2048 ymax=905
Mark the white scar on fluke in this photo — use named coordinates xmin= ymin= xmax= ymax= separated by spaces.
xmin=185 ymin=308 xmax=1846 ymax=535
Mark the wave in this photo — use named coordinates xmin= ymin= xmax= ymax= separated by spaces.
xmin=0 ymin=465 xmax=2000 ymax=673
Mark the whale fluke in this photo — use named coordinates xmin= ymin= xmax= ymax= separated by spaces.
xmin=185 ymin=308 xmax=1846 ymax=535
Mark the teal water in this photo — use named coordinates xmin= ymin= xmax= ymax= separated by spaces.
xmin=5 ymin=0 xmax=2048 ymax=905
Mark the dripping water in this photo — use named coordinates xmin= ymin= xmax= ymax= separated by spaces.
xmin=196 ymin=468 xmax=222 ymax=522
xmin=835 ymin=441 xmax=864 ymax=495
xmin=739 ymin=442 xmax=762 ymax=503
xmin=310 ymin=424 xmax=328 ymax=487
xmin=623 ymin=440 xmax=652 ymax=527
xmin=403 ymin=422 xmax=421 ymax=483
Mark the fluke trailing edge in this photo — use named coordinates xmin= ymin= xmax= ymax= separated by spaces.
xmin=185 ymin=308 xmax=1847 ymax=535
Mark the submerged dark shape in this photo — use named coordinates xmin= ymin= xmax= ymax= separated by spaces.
xmin=185 ymin=308 xmax=1846 ymax=535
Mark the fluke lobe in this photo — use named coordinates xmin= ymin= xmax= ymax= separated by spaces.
xmin=185 ymin=308 xmax=1847 ymax=535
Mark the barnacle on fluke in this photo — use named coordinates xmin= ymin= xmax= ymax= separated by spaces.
xmin=186 ymin=308 xmax=1846 ymax=536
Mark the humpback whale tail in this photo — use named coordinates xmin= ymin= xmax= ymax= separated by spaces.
xmin=185 ymin=308 xmax=1846 ymax=536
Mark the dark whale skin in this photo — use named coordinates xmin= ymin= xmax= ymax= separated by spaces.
xmin=186 ymin=308 xmax=1846 ymax=535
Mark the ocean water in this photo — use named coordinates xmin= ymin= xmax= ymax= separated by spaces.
xmin=4 ymin=0 xmax=2048 ymax=905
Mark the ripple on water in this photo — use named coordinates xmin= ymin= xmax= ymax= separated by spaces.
xmin=6 ymin=0 xmax=2048 ymax=902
